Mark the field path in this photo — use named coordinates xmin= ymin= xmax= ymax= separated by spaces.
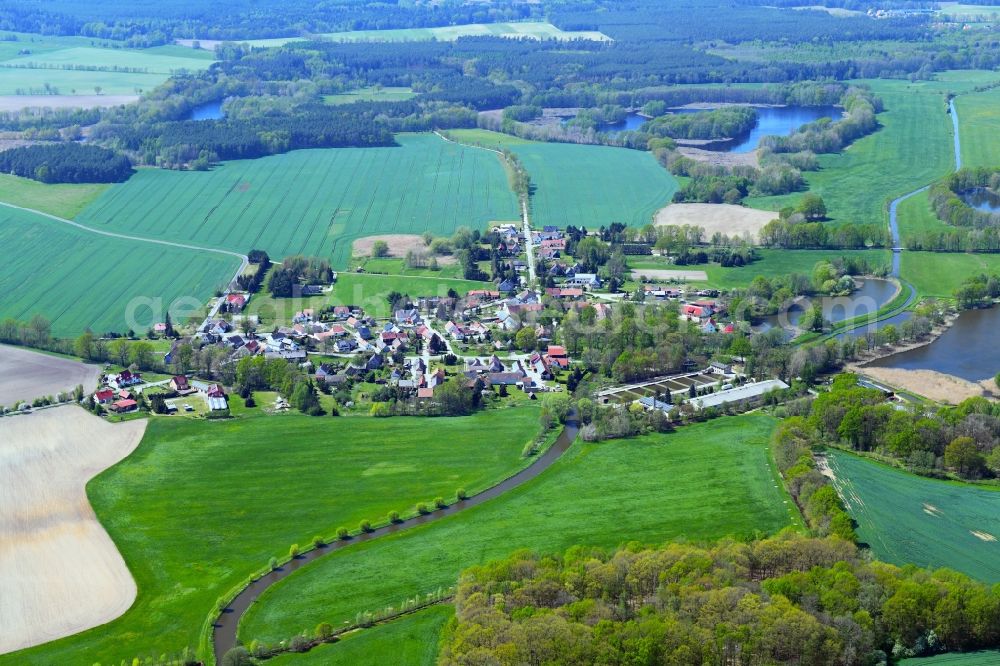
xmin=211 ymin=416 xmax=579 ymax=662
xmin=0 ymin=201 xmax=249 ymax=288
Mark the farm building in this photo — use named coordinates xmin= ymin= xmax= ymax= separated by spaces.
xmin=109 ymin=399 xmax=138 ymax=413
xmin=689 ymin=379 xmax=789 ymax=411
xmin=207 ymin=396 xmax=228 ymax=411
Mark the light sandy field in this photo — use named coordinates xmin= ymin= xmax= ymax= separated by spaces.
xmin=630 ymin=268 xmax=709 ymax=281
xmin=654 ymin=203 xmax=777 ymax=242
xmin=0 ymin=405 xmax=146 ymax=654
xmin=353 ymin=234 xmax=457 ymax=265
xmin=0 ymin=344 xmax=99 ymax=406
xmin=857 ymin=367 xmax=997 ymax=404
xmin=0 ymin=94 xmax=137 ymax=111
xmin=677 ymin=146 xmax=761 ymax=169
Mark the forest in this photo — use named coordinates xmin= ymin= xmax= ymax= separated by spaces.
xmin=442 ymin=532 xmax=1000 ymax=665
xmin=0 ymin=143 xmax=132 ymax=183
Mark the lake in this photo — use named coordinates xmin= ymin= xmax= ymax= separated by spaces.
xmin=188 ymin=100 xmax=224 ymax=121
xmin=960 ymin=188 xmax=1000 ymax=214
xmin=867 ymin=306 xmax=1000 ymax=381
xmin=709 ymin=105 xmax=842 ymax=153
xmin=599 ymin=112 xmax=648 ymax=132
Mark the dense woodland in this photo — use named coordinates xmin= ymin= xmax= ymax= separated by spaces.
xmin=0 ymin=143 xmax=131 ymax=183
xmin=443 ymin=533 xmax=1000 ymax=665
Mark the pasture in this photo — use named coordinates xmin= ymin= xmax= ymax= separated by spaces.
xmin=0 ymin=406 xmax=145 ymax=655
xmin=268 ymin=605 xmax=454 ymax=666
xmin=447 ymin=129 xmax=679 ymax=229
xmin=3 ymin=408 xmax=540 ymax=665
xmin=955 ymin=87 xmax=1000 ymax=170
xmin=323 ymin=86 xmax=416 ymax=105
xmin=0 ymin=42 xmax=211 ymax=97
xmin=75 ymin=134 xmax=519 ymax=268
xmin=239 ymin=415 xmax=798 ymax=645
xmin=0 ymin=206 xmax=239 ymax=337
xmin=0 ymin=344 xmax=99 ymax=406
xmin=827 ymin=450 xmax=1000 ymax=583
xmin=746 ymin=78 xmax=962 ymax=226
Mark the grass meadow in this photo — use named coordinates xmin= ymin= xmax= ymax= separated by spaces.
xmin=323 ymin=86 xmax=415 ymax=105
xmin=239 ymin=415 xmax=798 ymax=646
xmin=828 ymin=450 xmax=1000 ymax=583
xmin=268 ymin=605 xmax=454 ymax=666
xmin=955 ymin=86 xmax=1000 ymax=169
xmin=0 ymin=173 xmax=108 ymax=218
xmin=447 ymin=129 xmax=679 ymax=229
xmin=3 ymin=408 xmax=540 ymax=665
xmin=745 ymin=75 xmax=1000 ymax=227
xmin=75 ymin=134 xmax=519 ymax=268
xmin=901 ymin=652 xmax=1000 ymax=665
xmin=0 ymin=206 xmax=238 ymax=336
xmin=900 ymin=251 xmax=1000 ymax=299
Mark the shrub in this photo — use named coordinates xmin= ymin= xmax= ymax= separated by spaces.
xmin=289 ymin=634 xmax=310 ymax=652
xmin=289 ymin=543 xmax=300 ymax=558
xmin=221 ymin=647 xmax=252 ymax=666
xmin=312 ymin=535 xmax=324 ymax=547
xmin=315 ymin=621 xmax=334 ymax=639
xmin=268 ymin=556 xmax=278 ymax=570
xmin=416 ymin=502 xmax=430 ymax=515
xmin=359 ymin=519 xmax=372 ymax=532
xmin=456 ymin=487 xmax=468 ymax=500
xmin=388 ymin=510 xmax=401 ymax=523
xmin=434 ymin=496 xmax=446 ymax=509
xmin=337 ymin=527 xmax=349 ymax=539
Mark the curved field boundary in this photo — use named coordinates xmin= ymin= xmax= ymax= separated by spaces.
xmin=210 ymin=418 xmax=580 ymax=663
xmin=0 ymin=200 xmax=248 ymax=284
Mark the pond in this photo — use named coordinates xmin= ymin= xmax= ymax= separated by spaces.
xmin=867 ymin=306 xmax=1000 ymax=381
xmin=188 ymin=100 xmax=224 ymax=121
xmin=760 ymin=278 xmax=898 ymax=332
xmin=960 ymin=187 xmax=1000 ymax=214
xmin=599 ymin=112 xmax=648 ymax=133
xmin=708 ymin=105 xmax=843 ymax=153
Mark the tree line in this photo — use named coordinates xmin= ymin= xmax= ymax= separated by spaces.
xmin=0 ymin=143 xmax=132 ymax=183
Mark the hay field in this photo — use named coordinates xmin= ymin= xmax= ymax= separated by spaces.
xmin=0 ymin=406 xmax=145 ymax=655
xmin=654 ymin=203 xmax=776 ymax=241
xmin=0 ymin=345 xmax=99 ymax=406
xmin=75 ymin=134 xmax=519 ymax=269
xmin=828 ymin=450 xmax=1000 ymax=583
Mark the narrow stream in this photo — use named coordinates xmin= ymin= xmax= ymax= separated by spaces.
xmin=212 ymin=417 xmax=580 ymax=661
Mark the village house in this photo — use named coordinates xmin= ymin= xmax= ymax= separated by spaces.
xmin=108 ymin=370 xmax=142 ymax=389
xmin=93 ymin=389 xmax=115 ymax=405
xmin=564 ymin=273 xmax=601 ymax=289
xmin=169 ymin=375 xmax=191 ymax=392
xmin=293 ymin=308 xmax=314 ymax=324
xmin=109 ymin=398 xmax=138 ymax=413
xmin=225 ymin=293 xmax=248 ymax=313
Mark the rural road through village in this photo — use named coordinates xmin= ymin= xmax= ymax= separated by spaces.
xmin=212 ymin=415 xmax=580 ymax=662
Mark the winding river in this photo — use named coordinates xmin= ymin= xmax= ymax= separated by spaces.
xmin=212 ymin=417 xmax=580 ymax=661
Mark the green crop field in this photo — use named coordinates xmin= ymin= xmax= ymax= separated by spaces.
xmin=319 ymin=21 xmax=611 ymax=42
xmin=239 ymin=415 xmax=798 ymax=646
xmin=75 ymin=134 xmax=520 ymax=268
xmin=0 ymin=206 xmax=238 ymax=336
xmin=746 ymin=78 xmax=960 ymax=227
xmin=3 ymin=46 xmax=213 ymax=74
xmin=827 ymin=451 xmax=1000 ymax=583
xmin=269 ymin=605 xmax=454 ymax=666
xmin=323 ymin=86 xmax=416 ymax=105
xmin=955 ymin=87 xmax=1000 ymax=169
xmin=900 ymin=251 xmax=1000 ymax=299
xmin=446 ymin=129 xmax=678 ymax=229
xmin=901 ymin=651 xmax=1000 ymax=665
xmin=5 ymin=408 xmax=540 ymax=665
xmin=0 ymin=174 xmax=108 ymax=218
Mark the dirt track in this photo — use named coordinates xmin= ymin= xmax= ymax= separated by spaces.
xmin=0 ymin=406 xmax=146 ymax=654
xmin=0 ymin=345 xmax=100 ymax=407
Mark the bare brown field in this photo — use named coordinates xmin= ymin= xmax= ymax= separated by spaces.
xmin=654 ymin=203 xmax=776 ymax=241
xmin=857 ymin=366 xmax=997 ymax=404
xmin=630 ymin=268 xmax=709 ymax=281
xmin=352 ymin=234 xmax=457 ymax=264
xmin=0 ymin=95 xmax=138 ymax=111
xmin=0 ymin=345 xmax=99 ymax=407
xmin=0 ymin=405 xmax=146 ymax=654
xmin=677 ymin=146 xmax=760 ymax=169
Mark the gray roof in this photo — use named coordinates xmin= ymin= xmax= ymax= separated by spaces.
xmin=690 ymin=379 xmax=789 ymax=410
